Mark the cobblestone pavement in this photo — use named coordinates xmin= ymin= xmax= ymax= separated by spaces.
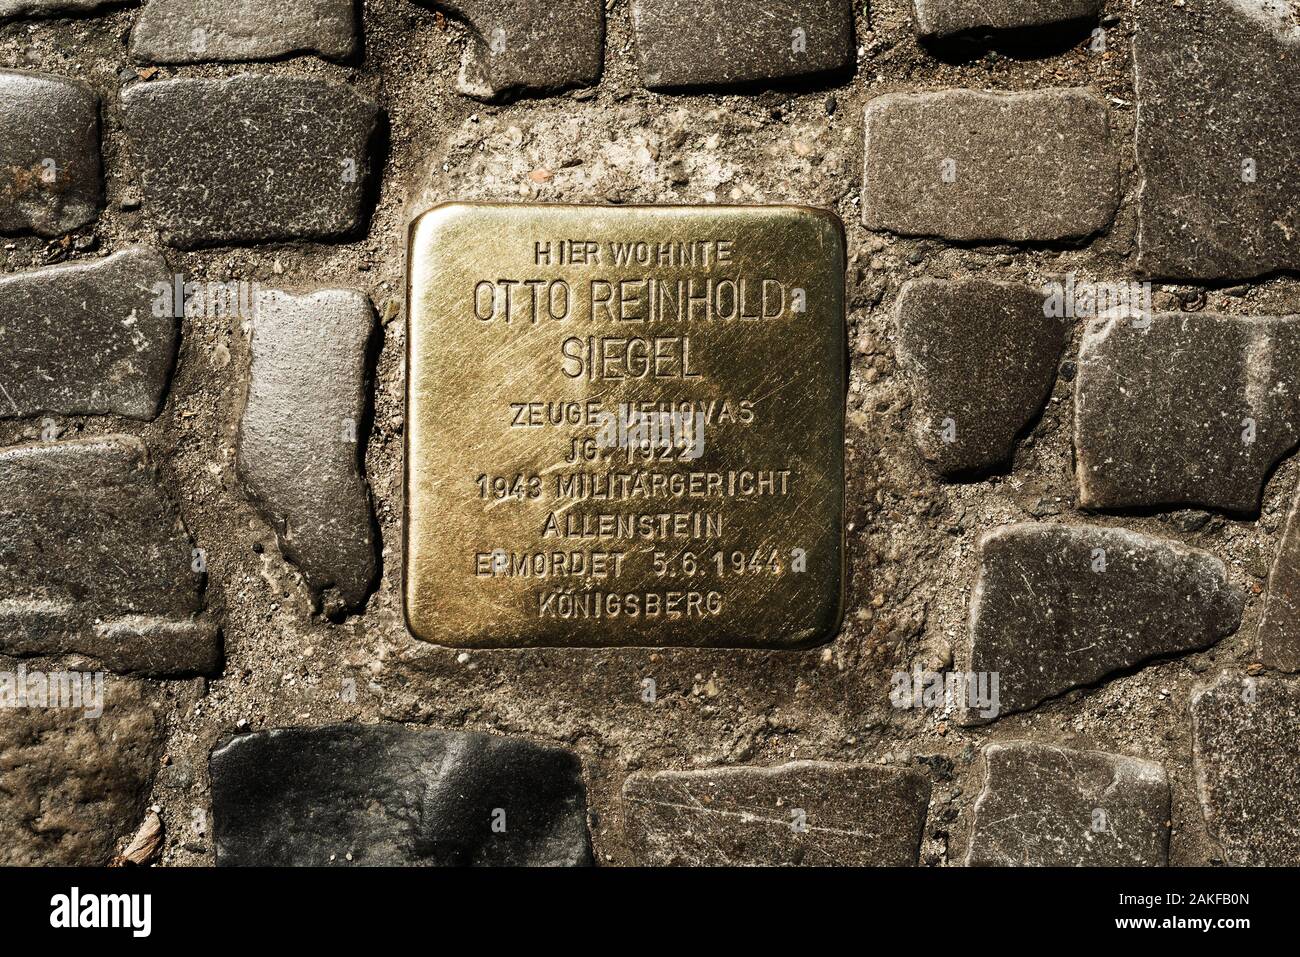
xmin=0 ymin=0 xmax=1298 ymax=868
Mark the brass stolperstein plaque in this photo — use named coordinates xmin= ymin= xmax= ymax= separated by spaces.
xmin=404 ymin=203 xmax=845 ymax=648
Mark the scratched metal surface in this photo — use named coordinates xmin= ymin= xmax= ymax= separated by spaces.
xmin=406 ymin=203 xmax=846 ymax=647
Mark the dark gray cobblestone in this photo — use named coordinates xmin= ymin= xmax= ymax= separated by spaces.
xmin=419 ymin=0 xmax=605 ymax=100
xmin=965 ymin=523 xmax=1242 ymax=722
xmin=966 ymin=742 xmax=1170 ymax=867
xmin=121 ymin=74 xmax=379 ymax=248
xmin=0 ymin=246 xmax=173 ymax=418
xmin=1135 ymin=0 xmax=1300 ymax=280
xmin=210 ymin=724 xmax=592 ymax=866
xmin=0 ymin=435 xmax=219 ymax=675
xmin=0 ymin=67 xmax=100 ymax=237
xmin=1076 ymin=312 xmax=1300 ymax=513
xmin=130 ymin=0 xmax=359 ymax=64
xmin=237 ymin=288 xmax=378 ymax=618
xmin=623 ymin=761 xmax=930 ymax=865
xmin=631 ymin=0 xmax=853 ymax=88
xmin=1192 ymin=673 xmax=1300 ymax=865
xmin=863 ymin=88 xmax=1118 ymax=242
xmin=895 ymin=276 xmax=1064 ymax=476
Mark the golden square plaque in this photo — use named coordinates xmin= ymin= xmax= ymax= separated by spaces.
xmin=405 ymin=203 xmax=845 ymax=648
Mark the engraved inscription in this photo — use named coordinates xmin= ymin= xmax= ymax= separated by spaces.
xmin=405 ymin=203 xmax=845 ymax=648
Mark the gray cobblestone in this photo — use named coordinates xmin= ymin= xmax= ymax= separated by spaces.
xmin=0 ymin=0 xmax=126 ymax=18
xmin=0 ymin=68 xmax=100 ymax=238
xmin=631 ymin=0 xmax=853 ymax=89
xmin=121 ymin=75 xmax=379 ymax=248
xmin=0 ymin=435 xmax=220 ymax=676
xmin=1075 ymin=312 xmax=1300 ymax=512
xmin=1192 ymin=673 xmax=1300 ymax=865
xmin=623 ymin=761 xmax=930 ymax=866
xmin=0 ymin=247 xmax=174 ymax=419
xmin=130 ymin=0 xmax=358 ymax=64
xmin=895 ymin=277 xmax=1064 ymax=476
xmin=863 ymin=88 xmax=1118 ymax=242
xmin=418 ymin=0 xmax=604 ymax=100
xmin=1135 ymin=0 xmax=1300 ymax=280
xmin=912 ymin=0 xmax=1102 ymax=39
xmin=965 ymin=523 xmax=1242 ymax=723
xmin=237 ymin=289 xmax=378 ymax=618
xmin=967 ymin=742 xmax=1170 ymax=867
xmin=211 ymin=725 xmax=592 ymax=866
